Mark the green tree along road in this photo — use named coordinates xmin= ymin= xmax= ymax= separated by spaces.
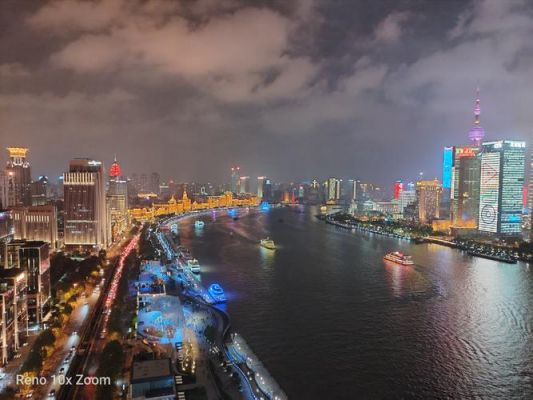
xmin=20 ymin=329 xmax=56 ymax=374
xmin=95 ymin=340 xmax=125 ymax=400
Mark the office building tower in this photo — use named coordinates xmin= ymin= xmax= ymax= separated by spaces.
xmin=416 ymin=180 xmax=442 ymax=223
xmin=107 ymin=157 xmax=129 ymax=242
xmin=10 ymin=205 xmax=58 ymax=249
xmin=257 ymin=177 xmax=265 ymax=199
xmin=5 ymin=148 xmax=32 ymax=207
xmin=529 ymin=146 xmax=533 ymax=240
xmin=263 ymin=178 xmax=273 ymax=201
xmin=393 ymin=180 xmax=403 ymax=200
xmin=0 ymin=172 xmax=8 ymax=209
xmin=451 ymin=146 xmax=481 ymax=226
xmin=325 ymin=178 xmax=341 ymax=203
xmin=0 ymin=268 xmax=28 ymax=358
xmin=479 ymin=140 xmax=526 ymax=235
xmin=239 ymin=176 xmax=250 ymax=194
xmin=0 ymin=211 xmax=14 ymax=269
xmin=150 ymin=172 xmax=160 ymax=194
xmin=63 ymin=159 xmax=109 ymax=248
xmin=399 ymin=184 xmax=416 ymax=217
xmin=18 ymin=241 xmax=50 ymax=325
xmin=30 ymin=176 xmax=50 ymax=206
xmin=231 ymin=167 xmax=240 ymax=194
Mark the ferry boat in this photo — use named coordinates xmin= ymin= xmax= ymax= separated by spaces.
xmin=194 ymin=220 xmax=205 ymax=228
xmin=260 ymin=238 xmax=276 ymax=250
xmin=208 ymin=283 xmax=227 ymax=303
xmin=187 ymin=258 xmax=201 ymax=274
xmin=383 ymin=251 xmax=414 ymax=265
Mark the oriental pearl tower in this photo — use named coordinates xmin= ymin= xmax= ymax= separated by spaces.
xmin=468 ymin=88 xmax=485 ymax=145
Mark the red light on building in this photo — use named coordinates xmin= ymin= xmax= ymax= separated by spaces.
xmin=393 ymin=181 xmax=403 ymax=200
xmin=109 ymin=160 xmax=122 ymax=177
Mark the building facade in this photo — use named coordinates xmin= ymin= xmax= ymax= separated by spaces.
xmin=5 ymin=148 xmax=32 ymax=207
xmin=478 ymin=140 xmax=526 ymax=235
xmin=107 ymin=157 xmax=129 ymax=243
xmin=10 ymin=205 xmax=58 ymax=249
xmin=63 ymin=159 xmax=109 ymax=248
xmin=416 ymin=180 xmax=442 ymax=224
xmin=451 ymin=146 xmax=481 ymax=226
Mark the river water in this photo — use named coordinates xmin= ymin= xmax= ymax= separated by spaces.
xmin=177 ymin=206 xmax=533 ymax=399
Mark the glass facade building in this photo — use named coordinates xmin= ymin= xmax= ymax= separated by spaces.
xmin=479 ymin=140 xmax=525 ymax=235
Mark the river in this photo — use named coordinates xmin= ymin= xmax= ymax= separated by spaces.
xmin=177 ymin=206 xmax=533 ymax=399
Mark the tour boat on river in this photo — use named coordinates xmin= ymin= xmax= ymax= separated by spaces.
xmin=383 ymin=251 xmax=414 ymax=265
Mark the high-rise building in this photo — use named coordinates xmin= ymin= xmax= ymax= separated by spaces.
xmin=263 ymin=178 xmax=273 ymax=201
xmin=149 ymin=172 xmax=160 ymax=194
xmin=18 ymin=241 xmax=51 ymax=325
xmin=529 ymin=146 xmax=533 ymax=240
xmin=257 ymin=177 xmax=265 ymax=199
xmin=0 ymin=211 xmax=14 ymax=269
xmin=63 ymin=159 xmax=109 ymax=248
xmin=416 ymin=180 xmax=442 ymax=224
xmin=0 ymin=172 xmax=8 ymax=209
xmin=479 ymin=140 xmax=526 ymax=235
xmin=451 ymin=146 xmax=481 ymax=226
xmin=5 ymin=148 xmax=32 ymax=207
xmin=442 ymin=147 xmax=455 ymax=190
xmin=399 ymin=183 xmax=416 ymax=217
xmin=107 ymin=156 xmax=129 ymax=242
xmin=325 ymin=178 xmax=341 ymax=203
xmin=0 ymin=268 xmax=28 ymax=359
xmin=239 ymin=176 xmax=250 ymax=194
xmin=393 ymin=180 xmax=403 ymax=200
xmin=30 ymin=176 xmax=50 ymax=206
xmin=230 ymin=167 xmax=240 ymax=194
xmin=10 ymin=205 xmax=58 ymax=249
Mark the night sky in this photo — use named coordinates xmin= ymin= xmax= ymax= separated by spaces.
xmin=1 ymin=0 xmax=532 ymax=185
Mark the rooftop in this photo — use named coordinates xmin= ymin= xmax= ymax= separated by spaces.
xmin=131 ymin=358 xmax=172 ymax=383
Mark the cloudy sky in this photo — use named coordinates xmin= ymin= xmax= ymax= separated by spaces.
xmin=1 ymin=0 xmax=532 ymax=185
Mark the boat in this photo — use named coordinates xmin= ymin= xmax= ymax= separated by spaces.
xmin=187 ymin=258 xmax=201 ymax=273
xmin=383 ymin=251 xmax=414 ymax=265
xmin=194 ymin=220 xmax=205 ymax=228
xmin=208 ymin=283 xmax=227 ymax=303
xmin=260 ymin=238 xmax=276 ymax=250
xmin=467 ymin=250 xmax=517 ymax=264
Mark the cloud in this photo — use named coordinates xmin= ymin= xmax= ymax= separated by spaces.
xmin=0 ymin=63 xmax=30 ymax=79
xmin=36 ymin=2 xmax=317 ymax=103
xmin=374 ymin=11 xmax=412 ymax=43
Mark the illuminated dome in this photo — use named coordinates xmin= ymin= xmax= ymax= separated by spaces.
xmin=109 ymin=155 xmax=122 ymax=177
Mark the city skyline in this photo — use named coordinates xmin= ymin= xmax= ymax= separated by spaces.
xmin=1 ymin=0 xmax=533 ymax=184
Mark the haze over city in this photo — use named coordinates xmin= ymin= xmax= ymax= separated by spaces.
xmin=1 ymin=1 xmax=533 ymax=400
xmin=2 ymin=0 xmax=533 ymax=183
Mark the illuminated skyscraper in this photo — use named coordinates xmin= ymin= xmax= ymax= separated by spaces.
xmin=5 ymin=148 xmax=32 ymax=207
xmin=325 ymin=178 xmax=341 ymax=203
xmin=0 ymin=172 xmax=8 ymax=209
xmin=451 ymin=146 xmax=481 ymax=226
xmin=230 ymin=166 xmax=240 ymax=194
xmin=416 ymin=180 xmax=442 ymax=223
xmin=63 ymin=159 xmax=108 ymax=248
xmin=468 ymin=89 xmax=485 ymax=145
xmin=257 ymin=177 xmax=265 ymax=199
xmin=239 ymin=176 xmax=250 ymax=194
xmin=107 ymin=156 xmax=129 ymax=242
xmin=393 ymin=180 xmax=403 ymax=200
xmin=399 ymin=183 xmax=416 ymax=217
xmin=479 ymin=140 xmax=526 ymax=235
xmin=529 ymin=146 xmax=533 ymax=240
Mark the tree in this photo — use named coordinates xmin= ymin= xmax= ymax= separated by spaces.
xmin=95 ymin=340 xmax=125 ymax=400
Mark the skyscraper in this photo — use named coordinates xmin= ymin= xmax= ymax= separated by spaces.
xmin=0 ymin=172 xmax=8 ymax=209
xmin=230 ymin=167 xmax=240 ymax=194
xmin=479 ymin=140 xmax=526 ymax=235
xmin=257 ymin=177 xmax=265 ymax=199
xmin=63 ymin=159 xmax=108 ymax=248
xmin=5 ymin=147 xmax=32 ymax=207
xmin=416 ymin=180 xmax=442 ymax=223
xmin=393 ymin=180 xmax=403 ymax=200
xmin=451 ymin=146 xmax=481 ymax=226
xmin=325 ymin=178 xmax=341 ymax=203
xmin=107 ymin=156 xmax=129 ymax=242
xmin=529 ymin=145 xmax=533 ymax=240
xmin=239 ymin=176 xmax=250 ymax=194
